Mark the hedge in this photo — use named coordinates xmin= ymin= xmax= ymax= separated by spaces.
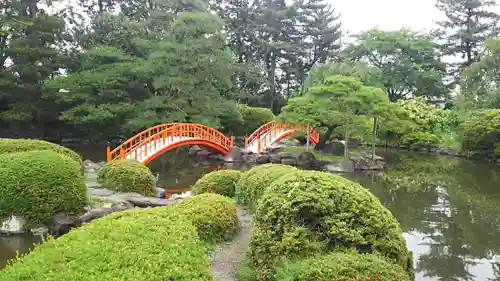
xmin=192 ymin=170 xmax=243 ymax=198
xmin=274 ymin=251 xmax=411 ymax=281
xmin=97 ymin=159 xmax=156 ymax=196
xmin=169 ymin=193 xmax=239 ymax=246
xmin=249 ymin=170 xmax=413 ymax=280
xmin=0 ymin=209 xmax=213 ymax=281
xmin=460 ymin=109 xmax=500 ymax=158
xmin=237 ymin=104 xmax=275 ymax=135
xmin=0 ymin=150 xmax=88 ymax=229
xmin=0 ymin=138 xmax=82 ymax=166
xmin=236 ymin=164 xmax=297 ymax=208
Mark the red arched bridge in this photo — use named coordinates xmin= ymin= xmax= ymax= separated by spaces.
xmin=106 ymin=121 xmax=319 ymax=164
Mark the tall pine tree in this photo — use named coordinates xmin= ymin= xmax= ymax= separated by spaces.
xmin=435 ymin=0 xmax=500 ymax=77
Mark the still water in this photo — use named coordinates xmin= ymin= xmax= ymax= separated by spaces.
xmin=1 ymin=145 xmax=500 ymax=280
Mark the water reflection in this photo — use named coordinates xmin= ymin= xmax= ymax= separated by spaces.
xmin=0 ymin=234 xmax=42 ymax=269
xmin=348 ymin=151 xmax=500 ymax=281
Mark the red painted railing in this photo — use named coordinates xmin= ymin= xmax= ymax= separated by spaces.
xmin=244 ymin=121 xmax=319 ymax=152
xmin=107 ymin=123 xmax=234 ymax=163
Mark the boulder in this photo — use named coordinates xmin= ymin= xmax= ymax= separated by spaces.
xmin=317 ymin=141 xmax=345 ymax=155
xmin=350 ymin=155 xmax=386 ymax=170
xmin=269 ymin=154 xmax=282 ymax=163
xmin=281 ymin=156 xmax=297 ymax=166
xmin=224 ymin=147 xmax=244 ymax=162
xmin=242 ymin=154 xmax=257 ymax=163
xmin=0 ymin=216 xmax=25 ymax=235
xmin=122 ymin=196 xmax=175 ymax=208
xmin=189 ymin=145 xmax=204 ymax=156
xmin=155 ymin=187 xmax=165 ymax=198
xmin=47 ymin=212 xmax=78 ymax=237
xmin=297 ymin=151 xmax=316 ymax=168
xmin=256 ymin=154 xmax=270 ymax=164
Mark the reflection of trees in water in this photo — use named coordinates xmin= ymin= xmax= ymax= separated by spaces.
xmin=351 ymin=151 xmax=500 ymax=281
xmin=0 ymin=235 xmax=41 ymax=269
xmin=147 ymin=147 xmax=223 ymax=189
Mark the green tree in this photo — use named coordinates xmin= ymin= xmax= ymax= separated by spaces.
xmin=435 ymin=0 xmax=500 ymax=76
xmin=279 ymin=75 xmax=389 ymax=150
xmin=344 ymin=28 xmax=448 ymax=101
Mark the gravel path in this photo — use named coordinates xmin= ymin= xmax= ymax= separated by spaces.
xmin=211 ymin=205 xmax=253 ymax=281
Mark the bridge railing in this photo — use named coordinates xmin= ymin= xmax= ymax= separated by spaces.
xmin=107 ymin=123 xmax=234 ymax=162
xmin=244 ymin=121 xmax=320 ymax=150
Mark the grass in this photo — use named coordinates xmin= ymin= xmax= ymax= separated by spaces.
xmin=88 ymin=196 xmax=115 ymax=208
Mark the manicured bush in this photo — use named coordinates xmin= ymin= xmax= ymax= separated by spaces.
xmin=237 ymin=104 xmax=275 ymax=134
xmin=460 ymin=109 xmax=500 ymax=158
xmin=0 ymin=150 xmax=88 ymax=229
xmin=274 ymin=251 xmax=411 ymax=281
xmin=192 ymin=169 xmax=243 ymax=197
xmin=0 ymin=209 xmax=213 ymax=281
xmin=0 ymin=138 xmax=82 ymax=166
xmin=236 ymin=164 xmax=297 ymax=207
xmin=249 ymin=170 xmax=413 ymax=280
xmin=169 ymin=193 xmax=239 ymax=246
xmin=97 ymin=159 xmax=156 ymax=196
xmin=400 ymin=131 xmax=440 ymax=151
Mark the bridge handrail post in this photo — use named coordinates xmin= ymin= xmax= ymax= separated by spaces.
xmin=106 ymin=146 xmax=111 ymax=162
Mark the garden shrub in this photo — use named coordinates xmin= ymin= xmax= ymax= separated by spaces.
xmin=237 ymin=104 xmax=275 ymax=135
xmin=192 ymin=169 xmax=243 ymax=197
xmin=0 ymin=138 xmax=82 ymax=166
xmin=169 ymin=193 xmax=239 ymax=246
xmin=459 ymin=109 xmax=500 ymax=158
xmin=236 ymin=164 xmax=297 ymax=207
xmin=0 ymin=150 xmax=88 ymax=229
xmin=0 ymin=209 xmax=213 ymax=281
xmin=249 ymin=170 xmax=413 ymax=280
xmin=274 ymin=251 xmax=411 ymax=281
xmin=400 ymin=131 xmax=440 ymax=151
xmin=97 ymin=159 xmax=156 ymax=196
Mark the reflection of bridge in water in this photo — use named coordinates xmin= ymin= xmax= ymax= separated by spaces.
xmin=106 ymin=121 xmax=319 ymax=164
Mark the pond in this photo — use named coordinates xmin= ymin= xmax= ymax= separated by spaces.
xmin=1 ymin=145 xmax=500 ymax=280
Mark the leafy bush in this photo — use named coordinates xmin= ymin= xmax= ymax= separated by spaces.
xmin=0 ymin=150 xmax=88 ymax=228
xmin=192 ymin=169 xmax=243 ymax=197
xmin=249 ymin=170 xmax=413 ymax=280
xmin=0 ymin=209 xmax=212 ymax=281
xmin=274 ymin=251 xmax=411 ymax=281
xmin=169 ymin=193 xmax=239 ymax=246
xmin=237 ymin=104 xmax=275 ymax=135
xmin=97 ymin=159 xmax=156 ymax=196
xmin=236 ymin=164 xmax=297 ymax=207
xmin=400 ymin=131 xmax=440 ymax=151
xmin=0 ymin=138 xmax=82 ymax=166
xmin=460 ymin=109 xmax=500 ymax=158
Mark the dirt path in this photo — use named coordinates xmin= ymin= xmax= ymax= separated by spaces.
xmin=211 ymin=205 xmax=253 ymax=281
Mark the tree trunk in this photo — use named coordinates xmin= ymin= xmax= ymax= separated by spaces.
xmin=315 ymin=126 xmax=335 ymax=151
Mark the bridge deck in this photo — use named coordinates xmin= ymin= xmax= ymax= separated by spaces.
xmin=126 ymin=136 xmax=193 ymax=163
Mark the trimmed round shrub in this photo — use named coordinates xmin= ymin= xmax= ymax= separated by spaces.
xmin=192 ymin=169 xmax=243 ymax=197
xmin=274 ymin=251 xmax=411 ymax=281
xmin=249 ymin=170 xmax=413 ymax=279
xmin=0 ymin=209 xmax=212 ymax=281
xmin=169 ymin=193 xmax=239 ymax=245
xmin=97 ymin=159 xmax=156 ymax=196
xmin=237 ymin=104 xmax=275 ymax=134
xmin=0 ymin=138 xmax=82 ymax=166
xmin=0 ymin=150 xmax=88 ymax=228
xmin=236 ymin=164 xmax=297 ymax=208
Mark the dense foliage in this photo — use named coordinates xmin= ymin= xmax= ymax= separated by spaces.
xmin=274 ymin=251 xmax=411 ymax=281
xmin=192 ymin=170 xmax=243 ymax=198
xmin=236 ymin=164 xmax=297 ymax=210
xmin=0 ymin=138 xmax=82 ymax=166
xmin=0 ymin=209 xmax=213 ymax=281
xmin=249 ymin=170 xmax=413 ymax=279
xmin=97 ymin=159 xmax=156 ymax=196
xmin=0 ymin=150 xmax=87 ymax=228
xmin=169 ymin=193 xmax=239 ymax=246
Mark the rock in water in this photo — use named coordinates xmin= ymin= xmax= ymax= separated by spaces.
xmin=156 ymin=187 xmax=165 ymax=198
xmin=0 ymin=216 xmax=25 ymax=235
xmin=297 ymin=151 xmax=316 ymax=168
xmin=224 ymin=147 xmax=244 ymax=162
